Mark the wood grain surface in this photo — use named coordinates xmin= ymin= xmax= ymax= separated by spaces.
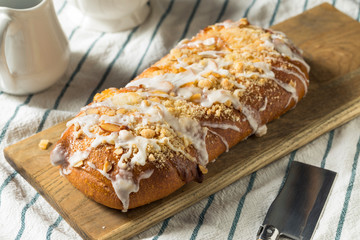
xmin=4 ymin=3 xmax=360 ymax=240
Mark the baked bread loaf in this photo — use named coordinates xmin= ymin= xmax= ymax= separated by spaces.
xmin=51 ymin=19 xmax=309 ymax=211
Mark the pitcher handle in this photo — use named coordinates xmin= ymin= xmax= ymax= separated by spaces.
xmin=0 ymin=12 xmax=13 ymax=91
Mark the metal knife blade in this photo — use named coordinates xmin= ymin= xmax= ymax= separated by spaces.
xmin=257 ymin=161 xmax=337 ymax=240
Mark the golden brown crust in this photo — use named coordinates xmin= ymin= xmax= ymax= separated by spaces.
xmin=51 ymin=19 xmax=309 ymax=210
xmin=55 ymin=126 xmax=199 ymax=209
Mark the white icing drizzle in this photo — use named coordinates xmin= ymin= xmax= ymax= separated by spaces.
xmin=67 ymin=114 xmax=100 ymax=138
xmin=60 ymin=168 xmax=71 ymax=176
xmin=216 ymin=20 xmax=241 ymax=29
xmin=198 ymin=50 xmax=228 ymax=58
xmin=208 ymin=129 xmax=229 ymax=152
xmin=203 ymin=121 xmax=244 ymax=152
xmin=112 ymin=169 xmax=154 ymax=212
xmin=68 ymin=150 xmax=90 ymax=167
xmin=259 ymin=97 xmax=268 ymax=112
xmin=239 ymin=58 xmax=305 ymax=107
xmin=272 ymin=77 xmax=298 ymax=107
xmin=165 ymin=138 xmax=196 ymax=161
xmin=177 ymin=86 xmax=202 ymax=99
xmin=272 ymin=66 xmax=308 ymax=93
xmin=127 ymin=136 xmax=160 ymax=166
xmin=156 ymin=103 xmax=209 ymax=166
xmin=246 ymin=61 xmax=302 ymax=105
xmin=177 ymin=37 xmax=216 ymax=48
xmin=241 ymin=104 xmax=261 ymax=132
xmin=50 ymin=144 xmax=68 ymax=166
xmin=127 ymin=70 xmax=196 ymax=92
xmin=203 ymin=38 xmax=216 ymax=45
xmin=270 ymin=31 xmax=310 ymax=73
xmin=87 ymin=161 xmax=96 ymax=169
xmin=127 ymin=54 xmax=231 ymax=93
xmin=252 ymin=62 xmax=275 ymax=78
xmin=259 ymin=32 xmax=310 ymax=105
xmin=81 ymin=98 xmax=117 ymax=111
xmin=276 ymin=59 xmax=309 ymax=82
xmin=87 ymin=161 xmax=112 ymax=181
xmin=87 ymin=159 xmax=154 ymax=212
xmin=200 ymin=88 xmax=261 ymax=133
xmin=230 ymin=79 xmax=247 ymax=90
xmin=200 ymin=89 xmax=238 ymax=108
xmin=202 ymin=122 xmax=241 ymax=132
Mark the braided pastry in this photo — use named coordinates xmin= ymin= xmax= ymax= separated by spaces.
xmin=51 ymin=19 xmax=309 ymax=211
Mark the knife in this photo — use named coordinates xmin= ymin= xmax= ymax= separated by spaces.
xmin=257 ymin=161 xmax=337 ymax=240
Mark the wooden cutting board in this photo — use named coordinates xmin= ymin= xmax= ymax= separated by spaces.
xmin=4 ymin=3 xmax=360 ymax=240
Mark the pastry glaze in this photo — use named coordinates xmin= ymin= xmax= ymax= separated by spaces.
xmin=51 ymin=19 xmax=309 ymax=211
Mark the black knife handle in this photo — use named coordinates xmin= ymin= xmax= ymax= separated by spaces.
xmin=257 ymin=225 xmax=280 ymax=240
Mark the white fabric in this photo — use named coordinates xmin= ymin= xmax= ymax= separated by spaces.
xmin=0 ymin=0 xmax=359 ymax=239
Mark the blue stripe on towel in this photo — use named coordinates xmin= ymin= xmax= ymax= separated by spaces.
xmin=15 ymin=193 xmax=40 ymax=240
xmin=129 ymin=0 xmax=175 ymax=80
xmin=303 ymin=0 xmax=309 ymax=11
xmin=152 ymin=217 xmax=171 ymax=240
xmin=244 ymin=0 xmax=257 ymax=18
xmin=0 ymin=171 xmax=18 ymax=207
xmin=215 ymin=0 xmax=229 ymax=22
xmin=178 ymin=0 xmax=201 ymax=42
xmin=46 ymin=215 xmax=63 ymax=240
xmin=68 ymin=26 xmax=80 ymax=41
xmin=321 ymin=130 xmax=334 ymax=168
xmin=190 ymin=194 xmax=215 ymax=240
xmin=269 ymin=0 xmax=281 ymax=26
xmin=0 ymin=95 xmax=33 ymax=143
xmin=0 ymin=95 xmax=33 ymax=205
xmin=86 ymin=26 xmax=139 ymax=104
xmin=227 ymin=172 xmax=257 ymax=240
xmin=37 ymin=32 xmax=105 ymax=132
xmin=278 ymin=150 xmax=297 ymax=193
xmin=179 ymin=0 xmax=201 ymax=40
xmin=333 ymin=11 xmax=360 ymax=240
xmin=335 ymin=135 xmax=360 ymax=240
xmin=56 ymin=1 xmax=67 ymax=15
xmin=333 ymin=14 xmax=359 ymax=239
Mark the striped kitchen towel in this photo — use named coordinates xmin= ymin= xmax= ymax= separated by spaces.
xmin=0 ymin=0 xmax=359 ymax=239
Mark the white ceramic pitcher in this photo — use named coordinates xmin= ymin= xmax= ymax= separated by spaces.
xmin=0 ymin=0 xmax=70 ymax=95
